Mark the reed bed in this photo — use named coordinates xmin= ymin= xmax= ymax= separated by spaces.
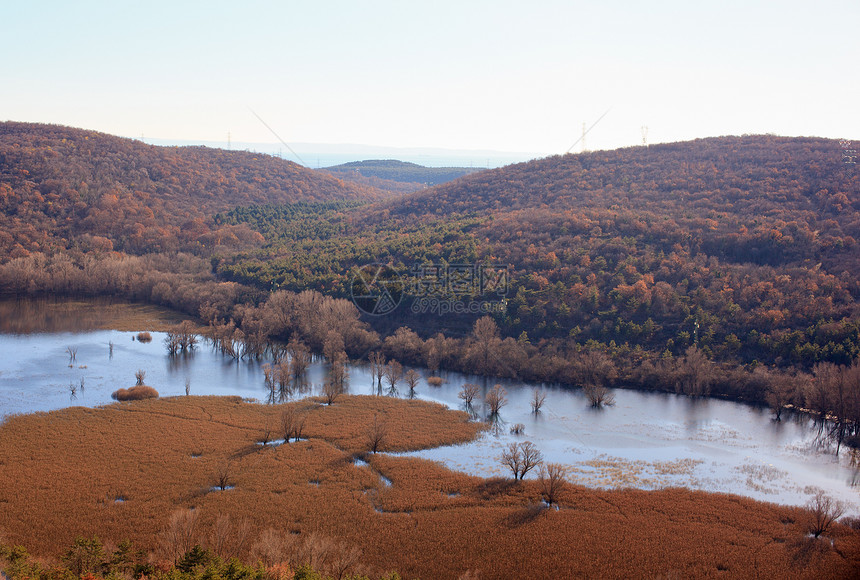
xmin=0 ymin=395 xmax=857 ymax=579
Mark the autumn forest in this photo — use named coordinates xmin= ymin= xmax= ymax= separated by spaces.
xmin=2 ymin=121 xmax=860 ymax=578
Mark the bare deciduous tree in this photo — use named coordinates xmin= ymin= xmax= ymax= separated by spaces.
xmin=276 ymin=358 xmax=291 ymax=401
xmin=539 ymin=462 xmax=568 ymax=507
xmin=215 ymin=461 xmax=232 ymax=490
xmin=369 ymin=351 xmax=386 ymax=395
xmin=262 ymin=363 xmax=276 ymax=404
xmin=288 ymin=337 xmax=311 ymax=384
xmin=250 ymin=527 xmax=292 ymax=567
xmin=322 ymin=380 xmax=341 ymax=406
xmin=67 ymin=346 xmax=77 ymax=363
xmin=485 ymin=384 xmax=508 ymax=416
xmin=281 ymin=407 xmax=305 ymax=443
xmin=134 ymin=369 xmax=146 ymax=385
xmin=501 ymin=441 xmax=543 ymax=480
xmin=366 ymin=413 xmax=387 ymax=453
xmin=404 ymin=369 xmax=421 ymax=399
xmin=501 ymin=443 xmax=522 ymax=479
xmin=519 ymin=441 xmax=543 ymax=479
xmin=259 ymin=419 xmax=273 ymax=446
xmin=531 ymin=389 xmax=547 ymax=413
xmin=458 ymin=383 xmax=481 ymax=406
xmin=384 ymin=360 xmax=403 ymax=397
xmin=158 ymin=508 xmax=200 ymax=561
xmin=584 ymin=383 xmax=615 ymax=407
xmin=807 ymin=490 xmax=846 ymax=538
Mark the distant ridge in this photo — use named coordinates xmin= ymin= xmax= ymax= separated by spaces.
xmin=319 ymin=159 xmax=485 ymax=193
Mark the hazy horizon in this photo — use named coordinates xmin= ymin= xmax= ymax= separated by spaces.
xmin=3 ymin=1 xmax=857 ymax=154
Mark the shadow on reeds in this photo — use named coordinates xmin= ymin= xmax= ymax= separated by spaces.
xmin=473 ymin=477 xmax=518 ymax=500
xmin=504 ymin=503 xmax=546 ymax=528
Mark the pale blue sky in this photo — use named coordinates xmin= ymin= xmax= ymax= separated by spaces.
xmin=2 ymin=0 xmax=858 ymax=155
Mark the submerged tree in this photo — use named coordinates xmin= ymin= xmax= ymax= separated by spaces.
xmin=485 ymin=384 xmax=508 ymax=417
xmin=531 ymin=389 xmax=547 ymax=413
xmin=404 ymin=369 xmax=421 ymax=399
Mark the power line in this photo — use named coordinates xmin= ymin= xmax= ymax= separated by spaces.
xmin=566 ymin=107 xmax=612 ymax=154
xmin=247 ymin=108 xmax=307 ymax=166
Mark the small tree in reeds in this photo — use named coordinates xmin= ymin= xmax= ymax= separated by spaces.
xmin=281 ymin=408 xmax=306 ymax=443
xmin=366 ymin=413 xmax=387 ymax=453
xmin=259 ymin=419 xmax=273 ymax=446
xmin=539 ymin=462 xmax=568 ymax=507
xmin=322 ymin=380 xmax=341 ymax=406
xmin=485 ymin=384 xmax=508 ymax=417
xmin=215 ymin=461 xmax=232 ymax=490
xmin=531 ymin=389 xmax=547 ymax=413
xmin=501 ymin=441 xmax=542 ymax=480
xmin=806 ymin=491 xmax=846 ymax=538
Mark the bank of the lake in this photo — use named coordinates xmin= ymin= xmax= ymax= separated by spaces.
xmin=1 ymin=299 xmax=858 ymax=515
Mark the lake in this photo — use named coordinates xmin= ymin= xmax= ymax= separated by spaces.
xmin=1 ymin=301 xmax=858 ymax=515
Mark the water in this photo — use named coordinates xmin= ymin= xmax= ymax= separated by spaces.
xmin=1 ymin=324 xmax=858 ymax=515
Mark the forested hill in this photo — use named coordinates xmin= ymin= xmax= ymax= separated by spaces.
xmin=381 ymin=135 xmax=860 ymax=274
xmin=0 ymin=122 xmax=379 ymax=256
xmin=360 ymin=134 xmax=858 ymax=365
xmin=320 ymin=159 xmax=484 ymax=192
xmin=215 ymin=135 xmax=860 ymax=368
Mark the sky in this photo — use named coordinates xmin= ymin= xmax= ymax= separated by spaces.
xmin=2 ymin=0 xmax=859 ymax=159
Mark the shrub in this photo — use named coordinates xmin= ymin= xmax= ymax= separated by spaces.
xmin=111 ymin=386 xmax=159 ymax=401
xmin=136 ymin=332 xmax=152 ymax=342
xmin=426 ymin=376 xmax=444 ymax=387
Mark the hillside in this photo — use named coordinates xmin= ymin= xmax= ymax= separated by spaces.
xmin=322 ymin=159 xmax=483 ymax=191
xmin=218 ymin=136 xmax=860 ymax=369
xmin=0 ymin=122 xmax=380 ymax=256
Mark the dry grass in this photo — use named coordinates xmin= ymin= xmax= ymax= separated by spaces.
xmin=0 ymin=395 xmax=858 ymax=579
xmin=111 ymin=385 xmax=160 ymax=401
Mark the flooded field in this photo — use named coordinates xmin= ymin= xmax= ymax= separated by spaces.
xmin=1 ymin=299 xmax=858 ymax=514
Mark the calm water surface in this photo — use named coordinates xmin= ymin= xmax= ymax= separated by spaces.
xmin=1 ymin=317 xmax=858 ymax=515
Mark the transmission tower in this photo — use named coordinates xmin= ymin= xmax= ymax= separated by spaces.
xmin=581 ymin=122 xmax=587 ymax=152
xmin=227 ymin=132 xmax=231 ymax=150
xmin=641 ymin=126 xmax=649 ymax=147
